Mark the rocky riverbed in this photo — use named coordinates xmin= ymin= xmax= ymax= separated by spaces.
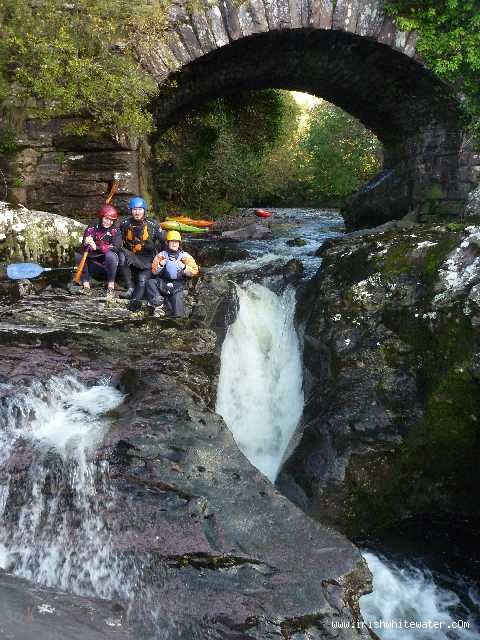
xmin=2 ymin=202 xmax=480 ymax=638
xmin=0 ymin=204 xmax=371 ymax=640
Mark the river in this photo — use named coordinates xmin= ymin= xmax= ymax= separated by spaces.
xmin=213 ymin=207 xmax=480 ymax=639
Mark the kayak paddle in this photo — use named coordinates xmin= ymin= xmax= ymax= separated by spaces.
xmin=7 ymin=262 xmax=75 ymax=280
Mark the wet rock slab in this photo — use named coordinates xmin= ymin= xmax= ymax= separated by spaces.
xmin=0 ymin=571 xmax=132 ymax=640
xmin=0 ymin=280 xmax=372 ymax=639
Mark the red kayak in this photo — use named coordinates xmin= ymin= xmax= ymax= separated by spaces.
xmin=255 ymin=208 xmax=272 ymax=219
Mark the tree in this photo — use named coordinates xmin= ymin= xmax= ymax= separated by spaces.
xmin=301 ymin=101 xmax=382 ymax=200
xmin=386 ymin=0 xmax=480 ymax=138
xmin=154 ymin=90 xmax=305 ymax=213
xmin=0 ymin=0 xmax=168 ymax=142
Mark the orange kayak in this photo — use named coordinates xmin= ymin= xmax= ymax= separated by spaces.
xmin=166 ymin=216 xmax=214 ymax=228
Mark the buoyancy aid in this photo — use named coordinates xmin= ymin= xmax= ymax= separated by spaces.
xmin=120 ymin=217 xmax=164 ymax=258
xmin=125 ymin=222 xmax=150 ymax=253
xmin=162 ymin=249 xmax=186 ymax=280
xmin=151 ymin=249 xmax=199 ymax=278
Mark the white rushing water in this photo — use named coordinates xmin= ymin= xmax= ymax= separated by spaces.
xmin=361 ymin=552 xmax=480 ymax=640
xmin=0 ymin=376 xmax=130 ymax=599
xmin=216 ymin=282 xmax=304 ymax=482
xmin=206 ymin=207 xmax=344 ymax=279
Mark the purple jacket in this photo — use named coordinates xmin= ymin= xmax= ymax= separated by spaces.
xmin=82 ymin=222 xmax=121 ymax=258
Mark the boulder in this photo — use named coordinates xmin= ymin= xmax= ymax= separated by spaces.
xmin=281 ymin=222 xmax=480 ymax=536
xmin=221 ymin=222 xmax=272 ymax=241
xmin=286 ymin=237 xmax=307 ymax=247
xmin=0 ymin=201 xmax=84 ymax=265
xmin=0 ymin=572 xmax=131 ymax=640
xmin=186 ymin=240 xmax=250 ymax=267
xmin=465 ymin=184 xmax=480 ymax=218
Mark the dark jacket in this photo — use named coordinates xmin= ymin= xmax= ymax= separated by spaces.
xmin=118 ymin=217 xmax=165 ymax=259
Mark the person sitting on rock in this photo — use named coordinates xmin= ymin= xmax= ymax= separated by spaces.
xmin=117 ymin=196 xmax=165 ymax=311
xmin=74 ymin=204 xmax=122 ymax=299
xmin=146 ymin=230 xmax=199 ymax=318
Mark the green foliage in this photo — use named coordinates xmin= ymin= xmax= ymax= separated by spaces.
xmin=155 ymin=92 xmax=382 ymax=213
xmin=0 ymin=0 xmax=167 ymax=139
xmin=386 ymin=0 xmax=480 ymax=138
xmin=0 ymin=40 xmax=8 ymax=103
xmin=154 ymin=90 xmax=305 ymax=213
xmin=0 ymin=123 xmax=17 ymax=154
xmin=300 ymin=102 xmax=382 ymax=200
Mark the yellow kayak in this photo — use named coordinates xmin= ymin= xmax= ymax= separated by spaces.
xmin=160 ymin=220 xmax=207 ymax=233
xmin=166 ymin=216 xmax=214 ymax=228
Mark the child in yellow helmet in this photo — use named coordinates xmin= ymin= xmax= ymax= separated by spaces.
xmin=146 ymin=231 xmax=199 ymax=318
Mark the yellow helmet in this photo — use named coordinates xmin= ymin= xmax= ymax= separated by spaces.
xmin=166 ymin=230 xmax=181 ymax=242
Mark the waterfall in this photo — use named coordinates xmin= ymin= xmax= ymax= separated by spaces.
xmin=216 ymin=282 xmax=304 ymax=482
xmin=0 ymin=376 xmax=131 ymax=600
xmin=361 ymin=552 xmax=480 ymax=639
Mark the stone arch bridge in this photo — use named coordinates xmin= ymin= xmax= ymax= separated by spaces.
xmin=7 ymin=0 xmax=479 ymax=227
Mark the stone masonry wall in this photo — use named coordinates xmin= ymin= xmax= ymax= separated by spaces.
xmin=0 ymin=118 xmax=147 ymax=223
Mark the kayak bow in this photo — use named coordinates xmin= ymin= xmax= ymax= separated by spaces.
xmin=161 ymin=220 xmax=208 ymax=233
xmin=166 ymin=216 xmax=214 ymax=228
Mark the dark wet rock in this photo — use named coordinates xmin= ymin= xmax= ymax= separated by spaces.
xmin=0 ymin=272 xmax=371 ymax=638
xmin=186 ymin=271 xmax=238 ymax=341
xmin=286 ymin=237 xmax=307 ymax=247
xmin=282 ymin=258 xmax=304 ymax=284
xmin=281 ymin=223 xmax=480 ymax=537
xmin=0 ymin=571 xmax=131 ymax=640
xmin=342 ymin=167 xmax=412 ymax=231
xmin=221 ymin=222 xmax=272 ymax=241
xmin=186 ymin=240 xmax=249 ymax=267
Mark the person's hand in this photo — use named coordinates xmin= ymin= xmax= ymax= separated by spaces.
xmin=152 ymin=254 xmax=166 ymax=275
xmin=85 ymin=236 xmax=96 ymax=250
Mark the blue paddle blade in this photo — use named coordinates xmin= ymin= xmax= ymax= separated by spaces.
xmin=7 ymin=263 xmax=45 ymax=279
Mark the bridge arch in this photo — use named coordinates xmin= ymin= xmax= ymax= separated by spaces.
xmin=136 ymin=0 xmax=474 ymax=228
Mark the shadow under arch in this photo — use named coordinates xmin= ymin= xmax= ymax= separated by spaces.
xmin=149 ymin=28 xmax=467 ymax=229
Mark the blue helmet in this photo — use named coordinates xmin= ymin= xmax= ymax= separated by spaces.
xmin=129 ymin=196 xmax=147 ymax=211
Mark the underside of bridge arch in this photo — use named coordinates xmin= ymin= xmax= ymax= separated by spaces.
xmin=151 ymin=28 xmax=471 ymax=229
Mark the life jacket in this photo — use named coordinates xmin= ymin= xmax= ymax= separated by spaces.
xmin=159 ymin=249 xmax=187 ymax=281
xmin=124 ymin=221 xmax=149 ymax=253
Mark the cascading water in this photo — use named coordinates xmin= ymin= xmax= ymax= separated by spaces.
xmin=0 ymin=376 xmax=131 ymax=600
xmin=212 ymin=208 xmax=480 ymax=639
xmin=216 ymin=282 xmax=304 ymax=482
xmin=361 ymin=552 xmax=480 ymax=639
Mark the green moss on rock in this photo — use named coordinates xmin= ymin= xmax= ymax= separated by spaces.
xmin=299 ymin=223 xmax=480 ymax=537
xmin=0 ymin=202 xmax=84 ymax=266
